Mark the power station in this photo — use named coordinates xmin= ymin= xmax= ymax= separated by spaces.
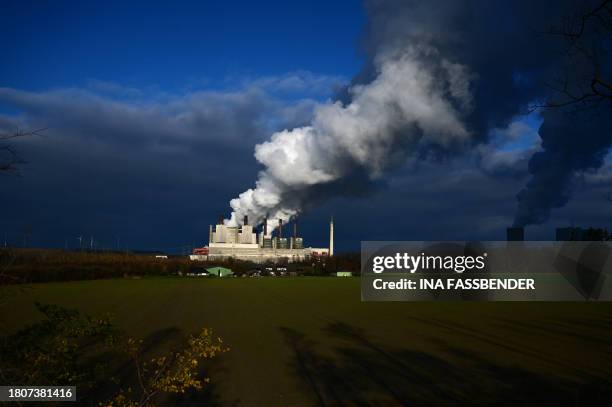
xmin=191 ymin=216 xmax=333 ymax=263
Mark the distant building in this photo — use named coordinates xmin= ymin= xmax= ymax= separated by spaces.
xmin=193 ymin=247 xmax=209 ymax=255
xmin=190 ymin=246 xmax=209 ymax=261
xmin=556 ymin=227 xmax=609 ymax=241
xmin=189 ymin=254 xmax=207 ymax=261
xmin=556 ymin=227 xmax=583 ymax=241
xmin=195 ymin=215 xmax=333 ymax=263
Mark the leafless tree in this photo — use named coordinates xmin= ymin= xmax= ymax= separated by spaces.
xmin=0 ymin=128 xmax=45 ymax=174
xmin=534 ymin=0 xmax=612 ymax=111
xmin=0 ymin=128 xmax=43 ymax=312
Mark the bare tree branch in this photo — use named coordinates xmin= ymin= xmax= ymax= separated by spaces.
xmin=0 ymin=128 xmax=46 ymax=174
xmin=533 ymin=0 xmax=612 ymax=112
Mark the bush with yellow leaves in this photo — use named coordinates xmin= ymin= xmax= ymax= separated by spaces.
xmin=103 ymin=328 xmax=229 ymax=407
xmin=0 ymin=303 xmax=228 ymax=406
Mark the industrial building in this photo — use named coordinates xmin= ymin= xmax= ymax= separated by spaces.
xmin=555 ymin=226 xmax=609 ymax=241
xmin=191 ymin=215 xmax=332 ymax=263
xmin=504 ymin=226 xmax=610 ymax=242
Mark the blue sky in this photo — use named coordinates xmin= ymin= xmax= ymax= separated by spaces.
xmin=1 ymin=0 xmax=364 ymax=92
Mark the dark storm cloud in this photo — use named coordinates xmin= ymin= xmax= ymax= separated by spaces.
xmin=304 ymin=151 xmax=612 ymax=249
xmin=0 ymin=78 xmax=329 ymax=250
xmin=300 ymin=158 xmax=526 ymax=249
xmin=0 ymin=86 xmax=290 ymax=147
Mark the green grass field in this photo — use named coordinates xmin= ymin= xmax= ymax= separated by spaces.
xmin=3 ymin=277 xmax=612 ymax=406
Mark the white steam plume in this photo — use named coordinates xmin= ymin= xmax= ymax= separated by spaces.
xmin=227 ymin=47 xmax=474 ymax=228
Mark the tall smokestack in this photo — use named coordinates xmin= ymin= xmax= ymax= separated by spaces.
xmin=218 ymin=215 xmax=223 ymax=225
xmin=243 ymin=215 xmax=248 ymax=226
xmin=506 ymin=227 xmax=524 ymax=242
xmin=329 ymin=216 xmax=334 ymax=257
xmin=263 ymin=215 xmax=268 ymax=236
xmin=278 ymin=219 xmax=283 ymax=239
xmin=293 ymin=217 xmax=298 ymax=238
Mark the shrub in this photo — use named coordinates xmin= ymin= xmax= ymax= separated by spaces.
xmin=0 ymin=303 xmax=229 ymax=406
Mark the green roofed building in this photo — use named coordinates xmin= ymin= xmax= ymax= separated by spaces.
xmin=206 ymin=267 xmax=234 ymax=277
xmin=336 ymin=271 xmax=353 ymax=277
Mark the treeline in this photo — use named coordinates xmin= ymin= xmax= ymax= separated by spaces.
xmin=0 ymin=249 xmax=362 ymax=284
xmin=0 ymin=249 xmax=190 ymax=283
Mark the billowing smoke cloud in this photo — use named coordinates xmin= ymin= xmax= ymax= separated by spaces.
xmin=229 ymin=0 xmax=612 ymax=230
xmin=514 ymin=111 xmax=612 ymax=226
xmin=227 ymin=46 xmax=474 ymax=226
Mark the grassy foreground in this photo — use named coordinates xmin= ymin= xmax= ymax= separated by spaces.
xmin=2 ymin=277 xmax=612 ymax=406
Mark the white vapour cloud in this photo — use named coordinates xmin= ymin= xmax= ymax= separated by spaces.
xmin=227 ymin=47 xmax=474 ymax=228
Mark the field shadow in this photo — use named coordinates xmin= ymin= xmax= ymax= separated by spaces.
xmin=170 ymin=355 xmax=240 ymax=407
xmin=280 ymin=321 xmax=612 ymax=406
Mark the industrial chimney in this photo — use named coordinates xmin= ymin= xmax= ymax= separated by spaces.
xmin=243 ymin=215 xmax=248 ymax=226
xmin=329 ymin=216 xmax=334 ymax=256
xmin=293 ymin=217 xmax=298 ymax=239
xmin=278 ymin=218 xmax=283 ymax=239
xmin=506 ymin=227 xmax=524 ymax=241
xmin=263 ymin=215 xmax=268 ymax=236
